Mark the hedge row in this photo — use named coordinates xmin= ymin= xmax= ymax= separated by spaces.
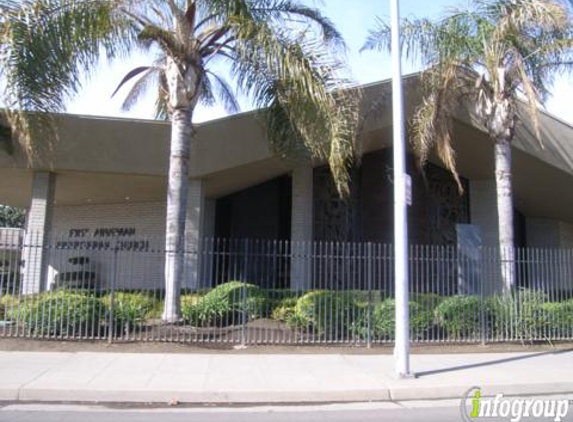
xmin=1 ymin=290 xmax=160 ymax=336
xmin=1 ymin=284 xmax=572 ymax=340
xmin=272 ymin=288 xmax=573 ymax=340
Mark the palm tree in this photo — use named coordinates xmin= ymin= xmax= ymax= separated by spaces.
xmin=363 ymin=0 xmax=573 ymax=292
xmin=0 ymin=0 xmax=359 ymax=320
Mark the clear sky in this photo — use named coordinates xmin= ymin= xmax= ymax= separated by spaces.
xmin=66 ymin=0 xmax=573 ymax=125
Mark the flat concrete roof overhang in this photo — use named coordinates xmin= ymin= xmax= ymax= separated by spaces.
xmin=1 ymin=75 xmax=572 ymax=223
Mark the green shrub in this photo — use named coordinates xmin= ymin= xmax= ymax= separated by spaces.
xmin=515 ymin=289 xmax=548 ymax=338
xmin=542 ymin=301 xmax=573 ymax=337
xmin=290 ymin=291 xmax=366 ymax=336
xmin=203 ymin=282 xmax=266 ymax=309
xmin=361 ymin=299 xmax=432 ymax=340
xmin=0 ymin=295 xmax=17 ymax=320
xmin=265 ymin=290 xmax=297 ymax=311
xmin=180 ymin=293 xmax=202 ymax=318
xmin=102 ymin=292 xmax=157 ymax=334
xmin=183 ymin=294 xmax=231 ymax=326
xmin=435 ymin=295 xmax=482 ymax=339
xmin=486 ymin=289 xmax=548 ymax=340
xmin=181 ymin=281 xmax=269 ymax=326
xmin=277 ymin=296 xmax=298 ymax=308
xmin=271 ymin=297 xmax=297 ymax=322
xmin=271 ymin=305 xmax=295 ymax=322
xmin=289 ymin=291 xmax=326 ymax=330
xmin=410 ymin=293 xmax=443 ymax=311
xmin=15 ymin=291 xmax=102 ymax=336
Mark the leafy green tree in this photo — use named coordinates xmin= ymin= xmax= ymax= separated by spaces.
xmin=364 ymin=0 xmax=573 ymax=291
xmin=0 ymin=0 xmax=359 ymax=319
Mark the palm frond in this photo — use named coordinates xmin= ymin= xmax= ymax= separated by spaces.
xmin=229 ymin=16 xmax=359 ymax=195
xmin=112 ymin=66 xmax=154 ymax=98
xmin=138 ymin=24 xmax=182 ymax=57
xmin=364 ymin=0 xmax=573 ymax=190
xmin=251 ymin=1 xmax=345 ymax=50
xmin=119 ymin=67 xmax=163 ymax=112
xmin=199 ymin=71 xmax=217 ymax=107
xmin=1 ymin=0 xmax=137 ymax=156
xmin=363 ymin=17 xmax=439 ymax=64
xmin=206 ymin=71 xmax=240 ymax=114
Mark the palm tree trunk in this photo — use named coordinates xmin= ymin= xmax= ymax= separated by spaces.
xmin=162 ymin=107 xmax=193 ymax=322
xmin=494 ymin=137 xmax=516 ymax=293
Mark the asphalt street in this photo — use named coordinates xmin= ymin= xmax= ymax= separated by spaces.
xmin=0 ymin=402 xmax=552 ymax=422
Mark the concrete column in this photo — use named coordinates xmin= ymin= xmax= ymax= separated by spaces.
xmin=526 ymin=218 xmax=573 ymax=292
xmin=469 ymin=180 xmax=502 ymax=295
xmin=201 ymin=198 xmax=216 ymax=287
xmin=184 ymin=179 xmax=207 ymax=289
xmin=22 ymin=172 xmax=56 ymax=294
xmin=290 ymin=166 xmax=313 ymax=290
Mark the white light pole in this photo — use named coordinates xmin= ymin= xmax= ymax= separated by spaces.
xmin=390 ymin=0 xmax=412 ymax=379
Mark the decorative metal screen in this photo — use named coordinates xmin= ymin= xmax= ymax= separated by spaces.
xmin=424 ymin=164 xmax=470 ymax=245
xmin=313 ymin=166 xmax=360 ymax=242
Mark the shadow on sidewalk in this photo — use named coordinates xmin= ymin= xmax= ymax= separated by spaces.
xmin=416 ymin=348 xmax=573 ymax=377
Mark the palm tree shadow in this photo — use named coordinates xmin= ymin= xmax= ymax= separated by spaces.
xmin=415 ymin=348 xmax=573 ymax=378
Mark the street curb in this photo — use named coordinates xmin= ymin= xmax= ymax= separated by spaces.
xmin=388 ymin=383 xmax=573 ymax=401
xmin=5 ymin=383 xmax=573 ymax=404
xmin=13 ymin=388 xmax=392 ymax=404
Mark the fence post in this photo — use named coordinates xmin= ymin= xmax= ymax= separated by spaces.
xmin=367 ymin=242 xmax=373 ymax=349
xmin=479 ymin=247 xmax=486 ymax=346
xmin=108 ymin=247 xmax=118 ymax=345
xmin=241 ymin=238 xmax=249 ymax=347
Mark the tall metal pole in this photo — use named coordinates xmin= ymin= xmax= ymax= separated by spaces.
xmin=390 ymin=0 xmax=412 ymax=378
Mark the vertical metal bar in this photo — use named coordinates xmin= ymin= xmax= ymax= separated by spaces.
xmin=367 ymin=242 xmax=373 ymax=349
xmin=564 ymin=248 xmax=571 ymax=340
xmin=283 ymin=238 xmax=289 ymax=346
xmin=108 ymin=247 xmax=117 ymax=344
xmin=350 ymin=241 xmax=355 ymax=345
xmin=241 ymin=238 xmax=248 ymax=347
xmin=561 ymin=249 xmax=573 ymax=340
xmin=0 ymin=231 xmax=8 ymax=339
xmin=479 ymin=244 xmax=486 ymax=346
xmin=326 ymin=241 xmax=331 ymax=344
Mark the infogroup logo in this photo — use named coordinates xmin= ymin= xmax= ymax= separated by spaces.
xmin=461 ymin=387 xmax=571 ymax=422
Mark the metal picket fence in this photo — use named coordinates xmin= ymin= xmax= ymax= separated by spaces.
xmin=0 ymin=231 xmax=572 ymax=345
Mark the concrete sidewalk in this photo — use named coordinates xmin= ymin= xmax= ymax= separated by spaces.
xmin=0 ymin=349 xmax=572 ymax=404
